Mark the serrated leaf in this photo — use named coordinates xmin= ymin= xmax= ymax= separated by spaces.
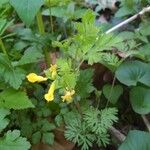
xmin=0 ymin=108 xmax=10 ymax=132
xmin=0 ymin=130 xmax=31 ymax=150
xmin=17 ymin=46 xmax=43 ymax=66
xmin=130 ymin=86 xmax=150 ymax=114
xmin=42 ymin=132 xmax=54 ymax=145
xmin=76 ymin=69 xmax=94 ymax=98
xmin=61 ymin=73 xmax=77 ymax=89
xmin=116 ymin=60 xmax=150 ymax=87
xmin=32 ymin=131 xmax=41 ymax=144
xmin=103 ymin=84 xmax=123 ymax=104
xmin=41 ymin=123 xmax=55 ymax=132
xmin=9 ymin=0 xmax=44 ymax=26
xmin=119 ymin=130 xmax=150 ymax=150
xmin=55 ymin=115 xmax=63 ymax=126
xmin=0 ymin=53 xmax=25 ymax=89
xmin=0 ymin=88 xmax=34 ymax=110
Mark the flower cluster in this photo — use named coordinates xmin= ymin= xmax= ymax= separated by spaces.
xmin=26 ymin=64 xmax=75 ymax=103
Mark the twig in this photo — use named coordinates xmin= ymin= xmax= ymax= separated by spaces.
xmin=141 ymin=115 xmax=150 ymax=132
xmin=109 ymin=127 xmax=126 ymax=143
xmin=106 ymin=6 xmax=150 ymax=34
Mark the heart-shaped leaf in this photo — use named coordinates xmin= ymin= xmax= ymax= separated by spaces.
xmin=116 ymin=60 xmax=150 ymax=87
xmin=9 ymin=0 xmax=44 ymax=26
xmin=130 ymin=86 xmax=150 ymax=114
xmin=103 ymin=84 xmax=123 ymax=104
xmin=119 ymin=130 xmax=150 ymax=150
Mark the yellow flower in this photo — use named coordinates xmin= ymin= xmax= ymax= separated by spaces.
xmin=26 ymin=73 xmax=47 ymax=83
xmin=44 ymin=81 xmax=56 ymax=102
xmin=61 ymin=90 xmax=75 ymax=103
xmin=49 ymin=64 xmax=57 ymax=80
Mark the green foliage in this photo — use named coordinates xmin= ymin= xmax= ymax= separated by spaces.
xmin=116 ymin=60 xmax=150 ymax=87
xmin=42 ymin=3 xmax=86 ymax=22
xmin=65 ymin=120 xmax=95 ymax=150
xmin=0 ymin=19 xmax=13 ymax=36
xmin=135 ymin=44 xmax=150 ymax=62
xmin=75 ymin=69 xmax=94 ymax=99
xmin=54 ymin=9 xmax=122 ymax=69
xmin=99 ymin=53 xmax=122 ymax=72
xmin=9 ymin=0 xmax=44 ymax=26
xmin=0 ymin=53 xmax=25 ymax=89
xmin=17 ymin=46 xmax=43 ymax=66
xmin=130 ymin=86 xmax=150 ymax=114
xmin=1 ymin=0 xmax=150 ymax=149
xmin=103 ymin=84 xmax=123 ymax=104
xmin=32 ymin=131 xmax=41 ymax=144
xmin=84 ymin=107 xmax=118 ymax=134
xmin=119 ymin=130 xmax=150 ymax=150
xmin=56 ymin=58 xmax=78 ymax=89
xmin=44 ymin=0 xmax=72 ymax=7
xmin=42 ymin=132 xmax=54 ymax=145
xmin=115 ymin=0 xmax=149 ymax=17
xmin=0 ymin=108 xmax=10 ymax=132
xmin=0 ymin=130 xmax=31 ymax=150
xmin=65 ymin=107 xmax=118 ymax=150
xmin=0 ymin=0 xmax=9 ymax=6
xmin=0 ymin=88 xmax=34 ymax=109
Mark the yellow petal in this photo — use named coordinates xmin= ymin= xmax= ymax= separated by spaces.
xmin=26 ymin=73 xmax=47 ymax=83
xmin=44 ymin=81 xmax=56 ymax=102
xmin=50 ymin=64 xmax=57 ymax=72
xmin=51 ymin=70 xmax=57 ymax=80
xmin=61 ymin=90 xmax=75 ymax=103
xmin=44 ymin=93 xmax=54 ymax=102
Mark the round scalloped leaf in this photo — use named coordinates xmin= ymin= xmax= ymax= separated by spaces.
xmin=130 ymin=86 xmax=150 ymax=114
xmin=119 ymin=130 xmax=150 ymax=150
xmin=116 ymin=60 xmax=150 ymax=87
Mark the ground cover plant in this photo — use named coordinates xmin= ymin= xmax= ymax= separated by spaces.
xmin=0 ymin=0 xmax=150 ymax=150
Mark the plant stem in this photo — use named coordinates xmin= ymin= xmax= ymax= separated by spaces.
xmin=0 ymin=38 xmax=8 ymax=57
xmin=109 ymin=127 xmax=126 ymax=143
xmin=105 ymin=76 xmax=116 ymax=108
xmin=36 ymin=11 xmax=45 ymax=34
xmin=36 ymin=10 xmax=51 ymax=67
xmin=48 ymin=0 xmax=54 ymax=34
xmin=74 ymin=101 xmax=83 ymax=118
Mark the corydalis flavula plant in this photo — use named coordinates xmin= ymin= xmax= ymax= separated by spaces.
xmin=27 ymin=64 xmax=76 ymax=103
xmin=64 ymin=107 xmax=118 ymax=150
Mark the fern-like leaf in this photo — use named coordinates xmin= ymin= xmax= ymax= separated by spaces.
xmin=64 ymin=112 xmax=95 ymax=150
xmin=83 ymin=107 xmax=118 ymax=134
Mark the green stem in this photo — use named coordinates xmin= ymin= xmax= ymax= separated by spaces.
xmin=36 ymin=10 xmax=51 ymax=67
xmin=48 ymin=0 xmax=54 ymax=34
xmin=0 ymin=38 xmax=8 ymax=57
xmin=105 ymin=76 xmax=116 ymax=108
